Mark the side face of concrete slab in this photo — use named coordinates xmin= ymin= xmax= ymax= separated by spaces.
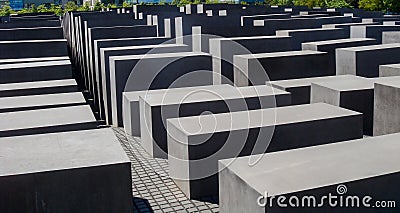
xmin=0 ymin=128 xmax=133 ymax=213
xmin=374 ymin=80 xmax=400 ymax=136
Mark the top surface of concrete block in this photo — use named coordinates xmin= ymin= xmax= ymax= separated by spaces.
xmin=220 ymin=132 xmax=400 ymax=195
xmin=340 ymin=43 xmax=400 ymax=52
xmin=0 ymin=105 xmax=95 ymax=132
xmin=0 ymin=128 xmax=129 ymax=176
xmin=168 ymin=103 xmax=360 ymax=135
xmin=0 ymin=39 xmax=66 ymax=44
xmin=268 ymin=75 xmax=364 ymax=89
xmin=236 ymin=50 xmax=325 ymax=59
xmin=312 ymin=77 xmax=374 ymax=91
xmin=380 ymin=63 xmax=400 ymax=69
xmin=0 ymin=60 xmax=70 ymax=70
xmin=110 ymin=51 xmax=210 ymax=61
xmin=0 ymin=56 xmax=69 ymax=64
xmin=302 ymin=38 xmax=375 ymax=46
xmin=374 ymin=76 xmax=400 ymax=88
xmin=0 ymin=79 xmax=77 ymax=92
xmin=144 ymin=85 xmax=289 ymax=106
xmin=0 ymin=92 xmax=85 ymax=110
xmin=214 ymin=35 xmax=291 ymax=41
xmin=276 ymin=27 xmax=343 ymax=35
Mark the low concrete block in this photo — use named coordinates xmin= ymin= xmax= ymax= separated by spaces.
xmin=379 ymin=63 xmax=400 ymax=77
xmin=350 ymin=25 xmax=400 ymax=43
xmin=267 ymin=75 xmax=365 ymax=105
xmin=0 ymin=105 xmax=97 ymax=137
xmin=0 ymin=39 xmax=68 ymax=59
xmin=0 ymin=128 xmax=133 ymax=213
xmin=336 ymin=43 xmax=400 ymax=77
xmin=0 ymin=79 xmax=78 ymax=97
xmin=168 ymin=103 xmax=363 ymax=199
xmin=382 ymin=31 xmax=400 ymax=44
xmin=219 ymin=133 xmax=400 ymax=212
xmin=142 ymin=85 xmax=291 ymax=159
xmin=0 ymin=60 xmax=73 ymax=83
xmin=234 ymin=50 xmax=330 ymax=86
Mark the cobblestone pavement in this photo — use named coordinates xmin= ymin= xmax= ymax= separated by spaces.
xmin=113 ymin=128 xmax=219 ymax=213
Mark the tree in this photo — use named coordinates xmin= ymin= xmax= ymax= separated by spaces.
xmin=383 ymin=0 xmax=400 ymax=12
xmin=293 ymin=0 xmax=325 ymax=7
xmin=325 ymin=0 xmax=352 ymax=8
xmin=0 ymin=3 xmax=14 ymax=16
xmin=65 ymin=1 xmax=79 ymax=12
xmin=358 ymin=0 xmax=384 ymax=11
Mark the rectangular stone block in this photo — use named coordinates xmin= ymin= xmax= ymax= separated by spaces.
xmin=0 ymin=128 xmax=133 ymax=213
xmin=322 ymin=22 xmax=377 ymax=37
xmin=219 ymin=133 xmax=400 ymax=212
xmin=209 ymin=35 xmax=294 ymax=84
xmin=142 ymin=85 xmax=291 ymax=159
xmin=382 ymin=31 xmax=400 ymax=44
xmin=0 ymin=27 xmax=63 ymax=41
xmin=0 ymin=39 xmax=68 ymax=59
xmin=267 ymin=75 xmax=364 ymax=105
xmin=336 ymin=43 xmax=400 ymax=77
xmin=0 ymin=79 xmax=78 ymax=97
xmin=0 ymin=105 xmax=97 ymax=137
xmin=374 ymin=77 xmax=400 ymax=136
xmin=234 ymin=50 xmax=330 ymax=86
xmin=302 ymin=38 xmax=378 ymax=73
xmin=110 ymin=52 xmax=213 ymax=126
xmin=311 ymin=78 xmax=374 ymax=135
xmin=168 ymin=103 xmax=363 ymax=199
xmin=379 ymin=63 xmax=400 ymax=77
xmin=0 ymin=92 xmax=86 ymax=113
xmin=350 ymin=25 xmax=400 ymax=43
xmin=122 ymin=84 xmax=233 ymax=137
xmin=0 ymin=60 xmax=73 ymax=83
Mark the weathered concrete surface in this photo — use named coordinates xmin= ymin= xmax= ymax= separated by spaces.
xmin=0 ymin=79 xmax=78 ymax=97
xmin=379 ymin=63 xmax=400 ymax=77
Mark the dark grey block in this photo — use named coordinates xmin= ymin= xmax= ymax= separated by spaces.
xmin=311 ymin=78 xmax=375 ymax=135
xmin=0 ymin=105 xmax=97 ymax=137
xmin=122 ymin=84 xmax=233 ymax=137
xmin=373 ymin=77 xmax=400 ymax=136
xmin=209 ymin=35 xmax=294 ymax=85
xmin=350 ymin=25 xmax=400 ymax=43
xmin=142 ymin=85 xmax=291 ymax=158
xmin=0 ymin=39 xmax=68 ymax=59
xmin=0 ymin=128 xmax=133 ymax=213
xmin=0 ymin=92 xmax=86 ymax=113
xmin=302 ymin=38 xmax=378 ymax=74
xmin=322 ymin=22 xmax=378 ymax=37
xmin=234 ymin=50 xmax=330 ymax=86
xmin=379 ymin=63 xmax=400 ymax=77
xmin=336 ymin=43 xmax=400 ymax=77
xmin=168 ymin=103 xmax=363 ymax=198
xmin=110 ymin=52 xmax=213 ymax=126
xmin=267 ymin=75 xmax=365 ymax=105
xmin=0 ymin=27 xmax=63 ymax=41
xmin=0 ymin=60 xmax=73 ymax=83
xmin=219 ymin=133 xmax=400 ymax=212
xmin=0 ymin=79 xmax=78 ymax=97
xmin=240 ymin=14 xmax=291 ymax=26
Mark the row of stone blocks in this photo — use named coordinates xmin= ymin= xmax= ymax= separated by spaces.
xmin=0 ymin=22 xmax=134 ymax=212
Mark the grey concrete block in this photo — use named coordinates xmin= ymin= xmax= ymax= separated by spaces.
xmin=234 ymin=50 xmax=330 ymax=86
xmin=0 ymin=56 xmax=70 ymax=65
xmin=0 ymin=92 xmax=86 ymax=113
xmin=322 ymin=22 xmax=378 ymax=37
xmin=373 ymin=77 xmax=400 ymax=136
xmin=302 ymin=38 xmax=378 ymax=73
xmin=142 ymin=85 xmax=291 ymax=159
xmin=336 ymin=43 xmax=400 ymax=77
xmin=311 ymin=78 xmax=375 ymax=135
xmin=122 ymin=84 xmax=233 ymax=137
xmin=110 ymin=52 xmax=213 ymax=127
xmin=0 ymin=27 xmax=63 ymax=41
xmin=382 ymin=31 xmax=400 ymax=44
xmin=219 ymin=133 xmax=400 ymax=212
xmin=168 ymin=103 xmax=363 ymax=199
xmin=0 ymin=39 xmax=68 ymax=59
xmin=209 ymin=35 xmax=294 ymax=85
xmin=0 ymin=105 xmax=97 ymax=137
xmin=350 ymin=25 xmax=400 ymax=43
xmin=379 ymin=63 xmax=400 ymax=77
xmin=267 ymin=75 xmax=365 ymax=105
xmin=0 ymin=79 xmax=78 ymax=97
xmin=0 ymin=128 xmax=133 ymax=213
xmin=0 ymin=60 xmax=73 ymax=84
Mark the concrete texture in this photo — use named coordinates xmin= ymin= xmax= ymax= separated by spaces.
xmin=0 ymin=27 xmax=63 ymax=41
xmin=0 ymin=60 xmax=72 ymax=83
xmin=110 ymin=52 xmax=213 ymax=127
xmin=0 ymin=128 xmax=133 ymax=213
xmin=374 ymin=78 xmax=400 ymax=136
xmin=141 ymin=85 xmax=291 ymax=159
xmin=167 ymin=103 xmax=363 ymax=199
xmin=322 ymin=22 xmax=378 ymax=37
xmin=382 ymin=31 xmax=400 ymax=44
xmin=379 ymin=63 xmax=400 ymax=77
xmin=234 ymin=50 xmax=330 ymax=86
xmin=311 ymin=78 xmax=374 ymax=135
xmin=219 ymin=133 xmax=400 ymax=212
xmin=0 ymin=92 xmax=86 ymax=113
xmin=122 ymin=84 xmax=233 ymax=137
xmin=0 ymin=79 xmax=78 ymax=97
xmin=0 ymin=105 xmax=97 ymax=137
xmin=0 ymin=39 xmax=68 ymax=59
xmin=336 ymin=43 xmax=400 ymax=77
xmin=302 ymin=38 xmax=378 ymax=73
xmin=350 ymin=25 xmax=400 ymax=43
xmin=267 ymin=75 xmax=365 ymax=105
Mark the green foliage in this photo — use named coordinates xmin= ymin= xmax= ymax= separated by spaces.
xmin=93 ymin=1 xmax=106 ymax=10
xmin=325 ymin=0 xmax=352 ymax=8
xmin=77 ymin=2 xmax=91 ymax=11
xmin=193 ymin=0 xmax=202 ymax=4
xmin=122 ymin=1 xmax=133 ymax=7
xmin=384 ymin=0 xmax=400 ymax=12
xmin=264 ymin=0 xmax=293 ymax=6
xmin=158 ymin=0 xmax=167 ymax=5
xmin=65 ymin=1 xmax=79 ymax=11
xmin=0 ymin=3 xmax=14 ymax=16
xmin=358 ymin=0 xmax=383 ymax=10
